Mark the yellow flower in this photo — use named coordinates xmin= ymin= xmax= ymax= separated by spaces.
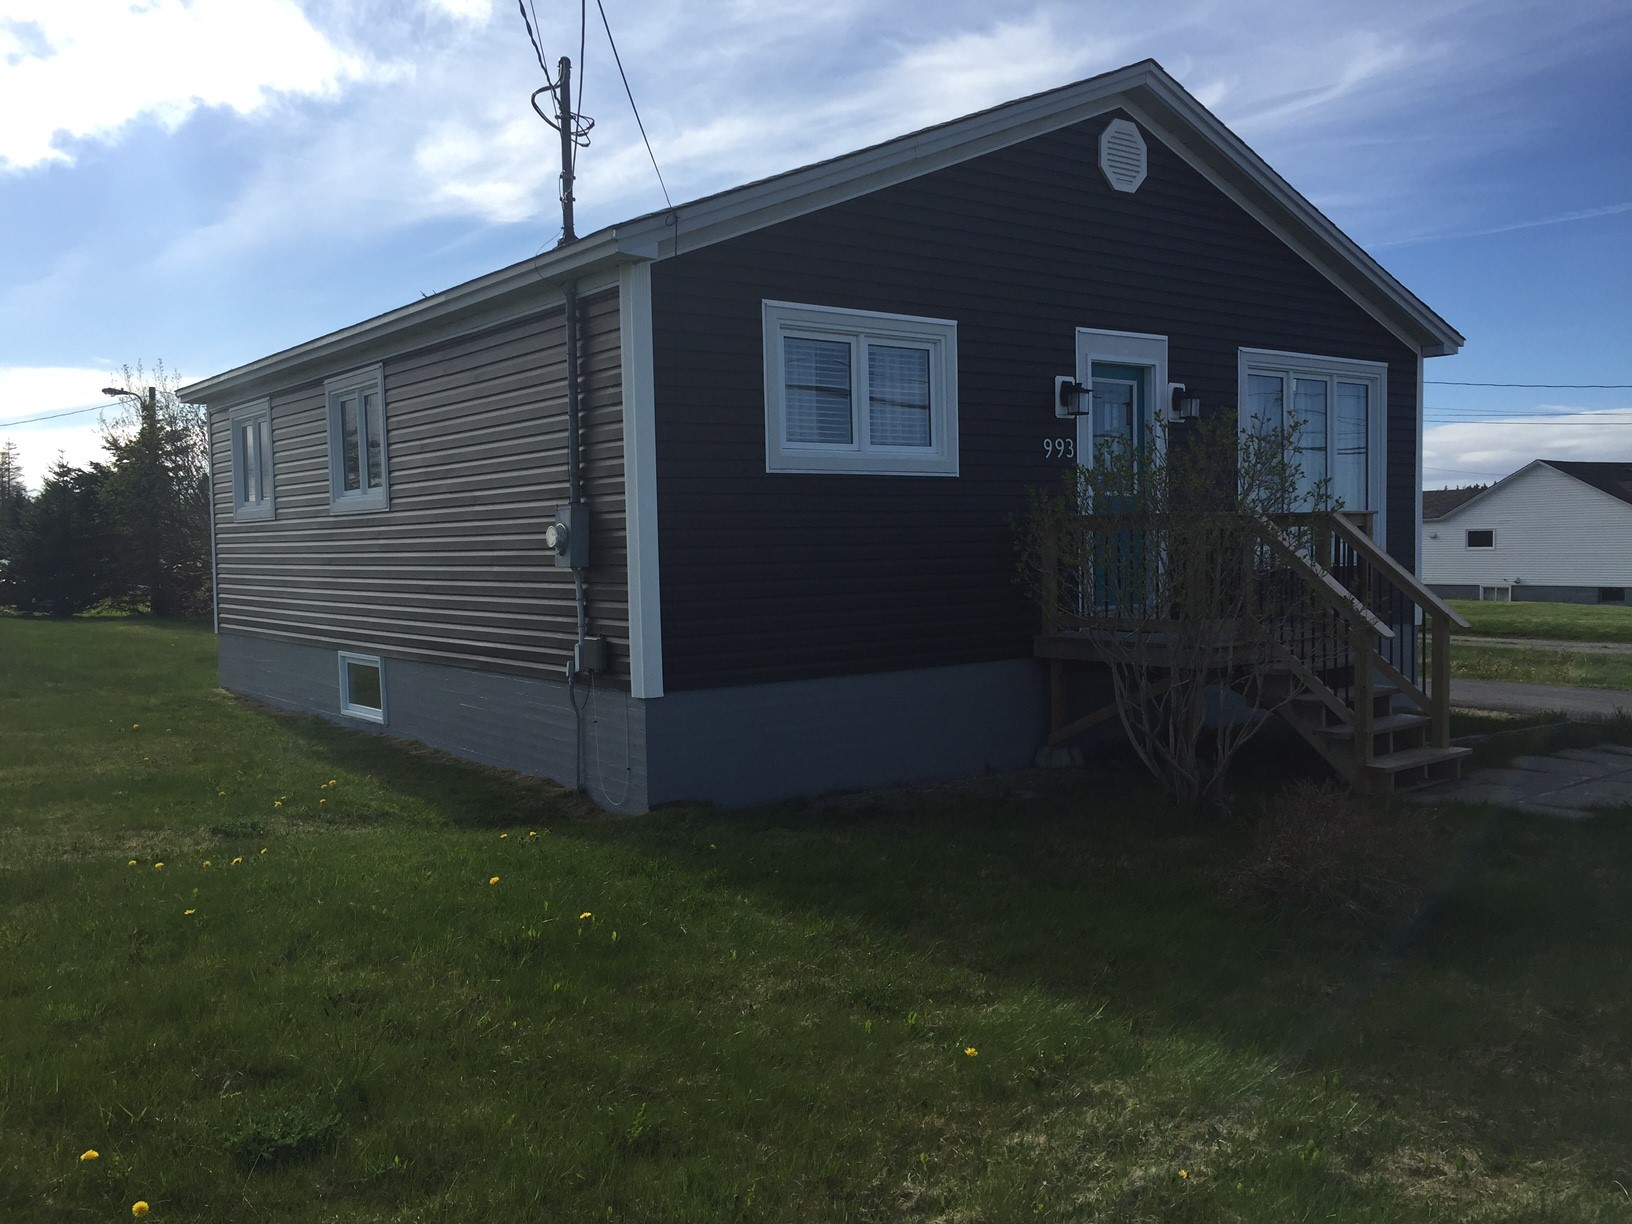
xmin=231 ymin=856 xmax=243 ymax=866
xmin=80 ymin=1149 xmax=100 ymax=1162
xmin=183 ymin=909 xmax=195 ymax=917
xmin=327 ymin=779 xmax=337 ymax=787
xmin=127 ymin=859 xmax=138 ymax=867
xmin=579 ymin=911 xmax=592 ymax=921
xmin=963 ymin=1047 xmax=978 ymax=1057
xmin=273 ymin=800 xmax=283 ymax=809
xmin=528 ymin=830 xmax=538 ymax=839
xmin=217 ymin=790 xmax=225 ymax=797
xmin=132 ymin=1202 xmax=149 ymax=1217
xmin=319 ymin=798 xmax=326 ymax=805
xmin=709 ymin=843 xmax=718 ymax=851
xmin=489 ymin=876 xmax=501 ymax=886
xmin=131 ymin=724 xmax=139 ymax=730
xmin=259 ymin=848 xmax=268 ymax=855
xmin=500 ymin=832 xmax=509 ymax=839
xmin=153 ymin=862 xmax=164 ymax=871
xmin=202 ymin=860 xmax=211 ymax=869
xmin=1179 ymin=1169 xmax=1189 ymax=1179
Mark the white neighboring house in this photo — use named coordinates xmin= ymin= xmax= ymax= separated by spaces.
xmin=1422 ymin=460 xmax=1632 ymax=604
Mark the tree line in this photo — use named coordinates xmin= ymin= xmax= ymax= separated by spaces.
xmin=0 ymin=364 xmax=212 ymax=619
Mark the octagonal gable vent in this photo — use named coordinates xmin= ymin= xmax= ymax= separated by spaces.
xmin=1099 ymin=118 xmax=1147 ymax=193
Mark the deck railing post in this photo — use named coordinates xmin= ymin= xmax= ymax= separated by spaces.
xmin=1352 ymin=620 xmax=1375 ymax=788
xmin=1431 ymin=612 xmax=1451 ymax=747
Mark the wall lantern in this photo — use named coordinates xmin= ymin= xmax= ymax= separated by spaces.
xmin=1054 ymin=376 xmax=1090 ymax=419
xmin=1168 ymin=383 xmax=1201 ymax=421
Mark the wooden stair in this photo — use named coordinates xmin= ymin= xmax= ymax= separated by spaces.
xmin=1278 ymin=686 xmax=1472 ymax=794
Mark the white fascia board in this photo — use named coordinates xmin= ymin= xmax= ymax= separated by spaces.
xmin=1123 ymin=81 xmax=1464 ymax=359
xmin=181 ymin=234 xmax=633 ymax=406
xmin=609 ymin=62 xmax=1461 ymax=361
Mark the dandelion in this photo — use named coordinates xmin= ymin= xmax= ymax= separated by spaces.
xmin=319 ymin=798 xmax=326 ymax=805
xmin=327 ymin=779 xmax=337 ymax=788
xmin=202 ymin=860 xmax=211 ymax=869
xmin=1179 ymin=1170 xmax=1189 ymax=1180
xmin=127 ymin=859 xmax=138 ymax=868
xmin=183 ymin=909 xmax=196 ymax=917
xmin=528 ymin=831 xmax=538 ymax=840
xmin=259 ymin=848 xmax=268 ymax=856
xmin=132 ymin=1202 xmax=150 ymax=1217
xmin=500 ymin=833 xmax=509 ymax=840
xmin=963 ymin=1047 xmax=978 ymax=1058
xmin=132 ymin=724 xmax=139 ymax=730
xmin=273 ymin=800 xmax=283 ymax=809
xmin=153 ymin=862 xmax=164 ymax=871
xmin=579 ymin=911 xmax=592 ymax=921
xmin=489 ymin=876 xmax=501 ymax=886
xmin=231 ymin=856 xmax=243 ymax=867
xmin=217 ymin=790 xmax=225 ymax=797
xmin=709 ymin=843 xmax=717 ymax=851
xmin=80 ymin=1149 xmax=100 ymax=1162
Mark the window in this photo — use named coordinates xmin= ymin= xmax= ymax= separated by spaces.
xmin=763 ymin=301 xmax=958 ymax=475
xmin=229 ymin=399 xmax=274 ymax=521
xmin=1600 ymin=587 xmax=1625 ymax=603
xmin=1466 ymin=529 xmax=1494 ymax=548
xmin=1239 ymin=350 xmax=1385 ymax=512
xmin=338 ymin=652 xmax=385 ymax=723
xmin=1479 ymin=585 xmax=1511 ymax=601
xmin=326 ymin=365 xmax=389 ymax=513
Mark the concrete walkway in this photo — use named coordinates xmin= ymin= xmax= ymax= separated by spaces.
xmin=1408 ymin=744 xmax=1632 ymax=817
xmin=1452 ymin=678 xmax=1632 ymax=719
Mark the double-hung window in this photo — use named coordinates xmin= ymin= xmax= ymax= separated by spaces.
xmin=1239 ymin=349 xmax=1386 ymax=514
xmin=325 ymin=365 xmax=389 ymax=513
xmin=229 ymin=398 xmax=274 ymax=521
xmin=763 ymin=301 xmax=958 ymax=476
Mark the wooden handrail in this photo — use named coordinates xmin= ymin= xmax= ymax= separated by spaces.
xmin=1325 ymin=512 xmax=1471 ymax=629
xmin=1248 ymin=517 xmax=1395 ymax=639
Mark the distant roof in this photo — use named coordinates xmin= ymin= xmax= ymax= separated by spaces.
xmin=1422 ymin=486 xmax=1486 ymax=519
xmin=1545 ymin=461 xmax=1632 ymax=508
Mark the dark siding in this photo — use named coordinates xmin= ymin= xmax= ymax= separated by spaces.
xmin=652 ymin=110 xmax=1421 ymax=691
xmin=212 ymin=289 xmax=628 ymax=682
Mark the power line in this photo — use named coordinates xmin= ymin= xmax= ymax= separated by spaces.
xmin=0 ymin=403 xmax=106 ymax=429
xmin=595 ymin=0 xmax=673 ymax=212
xmin=1425 ymin=380 xmax=1632 ymax=389
xmin=516 ymin=0 xmax=555 ymax=87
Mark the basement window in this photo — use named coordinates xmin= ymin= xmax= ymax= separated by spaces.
xmin=763 ymin=301 xmax=958 ymax=476
xmin=1600 ymin=587 xmax=1626 ymax=603
xmin=1479 ymin=585 xmax=1512 ymax=602
xmin=1465 ymin=529 xmax=1495 ymax=548
xmin=338 ymin=652 xmax=385 ymax=723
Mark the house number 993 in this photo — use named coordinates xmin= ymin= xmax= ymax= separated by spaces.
xmin=1043 ymin=437 xmax=1076 ymax=459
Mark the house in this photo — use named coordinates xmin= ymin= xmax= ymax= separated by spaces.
xmin=181 ymin=59 xmax=1464 ymax=811
xmin=1423 ymin=461 xmax=1632 ymax=603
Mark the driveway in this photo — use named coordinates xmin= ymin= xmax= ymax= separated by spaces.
xmin=1452 ymin=678 xmax=1632 ymax=719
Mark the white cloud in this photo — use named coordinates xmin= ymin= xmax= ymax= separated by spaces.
xmin=0 ymin=366 xmax=128 ymax=491
xmin=0 ymin=0 xmax=368 ymax=172
xmin=1424 ymin=409 xmax=1632 ymax=486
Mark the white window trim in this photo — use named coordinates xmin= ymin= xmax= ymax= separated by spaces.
xmin=338 ymin=651 xmax=386 ymax=723
xmin=763 ymin=300 xmax=958 ymax=476
xmin=228 ymin=398 xmax=274 ymax=522
xmin=1465 ymin=528 xmax=1495 ymax=549
xmin=325 ymin=364 xmax=390 ymax=514
xmin=1237 ymin=348 xmax=1388 ymax=537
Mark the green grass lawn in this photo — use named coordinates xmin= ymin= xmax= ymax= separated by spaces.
xmin=1453 ymin=645 xmax=1632 ymax=691
xmin=5 ymin=619 xmax=1632 ymax=1220
xmin=1449 ymin=599 xmax=1632 ymax=644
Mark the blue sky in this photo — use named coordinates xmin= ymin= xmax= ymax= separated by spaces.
xmin=2 ymin=0 xmax=1629 ymax=492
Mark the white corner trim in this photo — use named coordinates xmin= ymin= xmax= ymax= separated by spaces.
xmin=619 ymin=261 xmax=664 ymax=699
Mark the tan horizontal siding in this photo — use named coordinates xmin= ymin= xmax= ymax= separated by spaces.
xmin=212 ymin=288 xmax=628 ymax=682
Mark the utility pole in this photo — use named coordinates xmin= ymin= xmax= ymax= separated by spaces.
xmin=556 ymin=56 xmax=576 ymax=246
xmin=101 ymin=383 xmax=164 ymax=614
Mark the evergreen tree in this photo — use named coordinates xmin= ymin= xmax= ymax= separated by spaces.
xmin=8 ymin=461 xmax=117 ymax=617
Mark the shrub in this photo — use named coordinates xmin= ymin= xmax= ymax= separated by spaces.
xmin=1223 ymin=780 xmax=1437 ymax=928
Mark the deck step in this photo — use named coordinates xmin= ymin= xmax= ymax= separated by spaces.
xmin=1322 ymin=713 xmax=1430 ymax=740
xmin=1369 ymin=745 xmax=1473 ymax=773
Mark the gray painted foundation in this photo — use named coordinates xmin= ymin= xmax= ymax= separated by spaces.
xmin=220 ymin=636 xmax=1059 ymax=813
xmin=643 ymin=658 xmax=1051 ymax=808
xmin=1429 ymin=584 xmax=1627 ymax=605
xmin=218 ymin=632 xmax=647 ymax=811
